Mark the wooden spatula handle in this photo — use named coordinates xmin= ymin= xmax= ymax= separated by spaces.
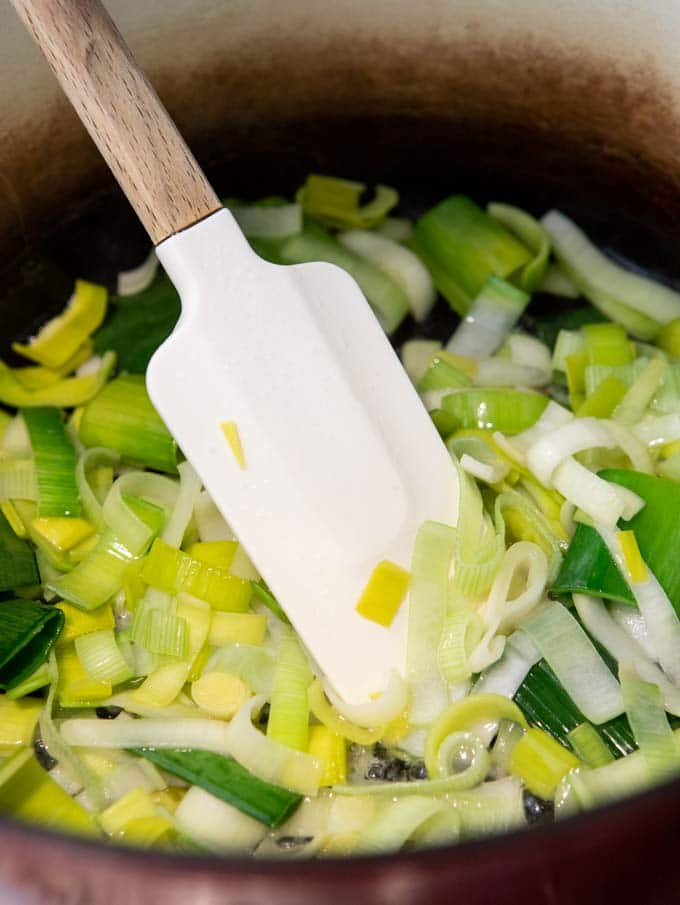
xmin=10 ymin=0 xmax=221 ymax=244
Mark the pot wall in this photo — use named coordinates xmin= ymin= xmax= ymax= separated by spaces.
xmin=3 ymin=0 xmax=680 ymax=264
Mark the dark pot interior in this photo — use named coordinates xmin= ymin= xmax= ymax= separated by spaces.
xmin=2 ymin=16 xmax=680 ymax=903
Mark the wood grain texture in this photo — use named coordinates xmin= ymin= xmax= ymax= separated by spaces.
xmin=9 ymin=0 xmax=221 ymax=244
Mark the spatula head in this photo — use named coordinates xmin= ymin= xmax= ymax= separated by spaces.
xmin=149 ymin=210 xmax=458 ymax=705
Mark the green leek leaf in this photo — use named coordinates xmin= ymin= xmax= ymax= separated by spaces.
xmin=0 ymin=509 xmax=39 ymax=591
xmin=554 ymin=470 xmax=680 ymax=614
xmin=131 ymin=747 xmax=301 ymax=828
xmin=514 ymin=659 xmax=635 ymax=758
xmin=93 ymin=276 xmax=181 ymax=374
xmin=413 ymin=195 xmax=532 ymax=313
xmin=0 ymin=598 xmax=64 ymax=690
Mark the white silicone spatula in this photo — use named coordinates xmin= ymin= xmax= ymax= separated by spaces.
xmin=11 ymin=0 xmax=459 ymax=705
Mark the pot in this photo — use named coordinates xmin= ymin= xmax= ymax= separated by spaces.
xmin=1 ymin=1 xmax=680 ymax=902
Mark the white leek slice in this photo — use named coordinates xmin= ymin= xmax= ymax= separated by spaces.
xmin=324 ymin=669 xmax=407 ymax=728
xmin=479 ymin=540 xmax=548 ymax=637
xmin=228 ymin=202 xmax=303 ymax=239
xmin=473 ymin=631 xmax=541 ymax=699
xmin=609 ymin=601 xmax=656 ymax=660
xmin=194 ymin=488 xmax=235 ymax=542
xmin=612 ymin=356 xmax=668 ymax=426
xmin=552 ymin=458 xmax=643 ymax=528
xmin=61 ymin=695 xmax=322 ymax=796
xmin=1 ymin=414 xmax=31 ymax=457
xmin=520 ymin=600 xmax=624 ymax=723
xmin=175 ymin=786 xmax=267 ymax=853
xmin=400 ymin=339 xmax=442 ymax=384
xmin=161 ymin=461 xmax=201 ymax=548
xmin=597 ymin=527 xmax=680 ymax=686
xmin=76 ymin=447 xmax=120 ymax=531
xmin=542 ymin=210 xmax=680 ymax=337
xmin=474 ymin=359 xmax=550 ymax=389
xmin=374 ymin=216 xmax=414 ymax=242
xmin=446 ymin=276 xmax=529 ymax=360
xmin=502 ymin=401 xmax=574 ymax=462
xmin=102 ymin=471 xmax=178 ymax=555
xmin=527 ymin=417 xmax=621 ymax=488
xmin=353 ymin=796 xmax=443 ymax=855
xmin=451 ymin=776 xmax=525 ymax=839
xmin=0 ymin=458 xmax=37 ymax=503
xmin=620 ymin=666 xmax=680 ymax=784
xmin=338 ymin=229 xmax=436 ymax=322
xmin=634 ymin=413 xmax=680 ymax=447
xmin=225 ymin=695 xmax=322 ymax=795
xmin=407 ymin=521 xmax=456 ymax=725
xmin=538 ymin=263 xmax=580 ymax=298
xmin=117 ymin=250 xmax=159 ymax=296
xmin=573 ymin=594 xmax=680 ymax=716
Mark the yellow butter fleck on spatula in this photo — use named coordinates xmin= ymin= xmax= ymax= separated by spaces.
xmin=220 ymin=421 xmax=246 ymax=469
xmin=355 ymin=559 xmax=410 ymax=628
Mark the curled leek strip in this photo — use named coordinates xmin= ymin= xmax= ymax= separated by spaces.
xmin=468 ymin=541 xmax=548 ymax=676
xmin=424 ymin=693 xmax=527 ymax=779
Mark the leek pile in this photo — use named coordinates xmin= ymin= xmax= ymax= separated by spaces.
xmin=2 ymin=175 xmax=680 ymax=857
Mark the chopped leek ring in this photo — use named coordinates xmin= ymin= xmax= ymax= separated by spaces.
xmin=0 ymin=748 xmax=99 ymax=837
xmin=117 ymin=249 xmax=159 ymax=296
xmin=337 ymin=229 xmax=436 ymax=322
xmin=208 ymin=611 xmax=267 ymax=647
xmin=277 ymin=229 xmax=410 ymax=334
xmin=353 ymin=796 xmax=444 ymax=855
xmin=297 ymin=175 xmax=398 ymax=229
xmin=23 ymin=407 xmax=80 ymax=517
xmin=487 ymin=202 xmax=550 ymax=292
xmin=407 ymin=521 xmax=455 ymax=725
xmin=48 ymin=530 xmax=137 ymax=611
xmin=446 ymin=276 xmax=529 ymax=361
xmin=227 ymin=201 xmax=303 ymax=239
xmin=620 ymin=667 xmax=680 ymax=784
xmin=567 ymin=723 xmax=614 ymax=768
xmin=13 ymin=280 xmax=107 ymax=369
xmin=355 ymin=559 xmax=410 ymax=628
xmin=414 ymin=195 xmax=532 ymax=311
xmin=509 ymin=727 xmax=579 ymax=799
xmin=308 ymin=725 xmax=347 ymax=786
xmin=0 ymin=697 xmax=42 ymax=751
xmin=437 ymin=610 xmax=485 ymax=684
xmin=0 ymin=350 xmax=115 ymax=409
xmin=57 ymin=645 xmax=112 ymax=707
xmin=102 ymin=471 xmax=176 ymax=556
xmin=56 ymin=600 xmax=116 ymax=646
xmin=188 ymin=540 xmax=238 ymax=570
xmin=74 ymin=629 xmax=133 ymax=685
xmin=79 ymin=374 xmax=177 ymax=474
xmin=191 ymin=671 xmax=252 ymax=719
xmin=267 ymin=632 xmax=312 ymax=752
xmin=141 ymin=539 xmax=252 ymax=612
